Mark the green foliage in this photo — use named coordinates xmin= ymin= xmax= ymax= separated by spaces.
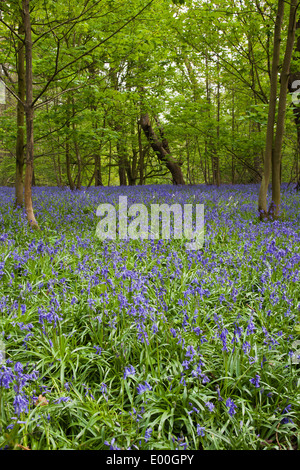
xmin=0 ymin=0 xmax=299 ymax=186
xmin=0 ymin=186 xmax=299 ymax=449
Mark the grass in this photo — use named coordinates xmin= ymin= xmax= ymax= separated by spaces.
xmin=0 ymin=183 xmax=300 ymax=450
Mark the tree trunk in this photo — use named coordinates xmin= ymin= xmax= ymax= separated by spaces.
xmin=138 ymin=123 xmax=144 ymax=185
xmin=94 ymin=154 xmax=103 ymax=186
xmin=108 ymin=141 xmax=112 ymax=186
xmin=118 ymin=157 xmax=127 ymax=186
xmin=269 ymin=0 xmax=297 ymax=219
xmin=130 ymin=122 xmax=138 ymax=185
xmin=65 ymin=137 xmax=74 ymax=190
xmin=258 ymin=0 xmax=285 ymax=220
xmin=71 ymin=97 xmax=81 ymax=190
xmin=231 ymin=87 xmax=235 ymax=184
xmin=116 ymin=134 xmax=127 ymax=186
xmin=65 ymin=95 xmax=74 ymax=190
xmin=74 ymin=140 xmax=81 ymax=190
xmin=215 ymin=57 xmax=221 ymax=186
xmin=139 ymin=113 xmax=185 ymax=185
xmin=15 ymin=19 xmax=25 ymax=207
xmin=23 ymin=0 xmax=38 ymax=228
xmin=288 ymin=18 xmax=300 ymax=186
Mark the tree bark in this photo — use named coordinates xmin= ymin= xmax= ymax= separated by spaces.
xmin=215 ymin=57 xmax=221 ymax=186
xmin=65 ymin=137 xmax=75 ymax=190
xmin=23 ymin=0 xmax=38 ymax=228
xmin=71 ymin=97 xmax=82 ymax=190
xmin=94 ymin=153 xmax=103 ymax=186
xmin=138 ymin=123 xmax=145 ymax=185
xmin=139 ymin=113 xmax=185 ymax=185
xmin=116 ymin=131 xmax=128 ymax=186
xmin=15 ymin=19 xmax=25 ymax=207
xmin=288 ymin=18 xmax=300 ymax=187
xmin=269 ymin=0 xmax=297 ymax=219
xmin=65 ymin=95 xmax=75 ymax=190
xmin=258 ymin=0 xmax=285 ymax=220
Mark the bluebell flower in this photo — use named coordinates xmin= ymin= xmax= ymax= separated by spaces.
xmin=123 ymin=365 xmax=136 ymax=379
xmin=145 ymin=428 xmax=152 ymax=442
xmin=170 ymin=328 xmax=177 ymax=338
xmin=93 ymin=345 xmax=102 ymax=355
xmin=226 ymin=398 xmax=237 ymax=417
xmin=54 ymin=397 xmax=70 ymax=404
xmin=249 ymin=374 xmax=261 ymax=388
xmin=137 ymin=381 xmax=152 ymax=394
xmin=205 ymin=401 xmax=215 ymax=412
xmin=104 ymin=438 xmax=121 ymax=450
xmin=196 ymin=425 xmax=205 ymax=437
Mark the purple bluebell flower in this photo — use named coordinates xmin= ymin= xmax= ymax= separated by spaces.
xmin=250 ymin=374 xmax=261 ymax=388
xmin=13 ymin=393 xmax=29 ymax=415
xmin=93 ymin=345 xmax=102 ymax=355
xmin=104 ymin=438 xmax=121 ymax=450
xmin=281 ymin=404 xmax=293 ymax=424
xmin=170 ymin=328 xmax=177 ymax=338
xmin=226 ymin=398 xmax=237 ymax=417
xmin=123 ymin=365 xmax=136 ymax=379
xmin=205 ymin=401 xmax=215 ymax=412
xmin=145 ymin=427 xmax=152 ymax=442
xmin=137 ymin=381 xmax=152 ymax=394
xmin=54 ymin=397 xmax=70 ymax=404
xmin=196 ymin=425 xmax=205 ymax=437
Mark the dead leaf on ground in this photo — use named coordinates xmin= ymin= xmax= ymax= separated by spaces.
xmin=35 ymin=394 xmax=48 ymax=406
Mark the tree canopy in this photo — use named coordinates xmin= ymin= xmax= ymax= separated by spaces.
xmin=0 ymin=0 xmax=299 ymax=213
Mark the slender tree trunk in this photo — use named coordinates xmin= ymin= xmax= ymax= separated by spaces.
xmin=23 ymin=0 xmax=38 ymax=228
xmin=140 ymin=113 xmax=185 ymax=185
xmin=57 ymin=153 xmax=62 ymax=186
xmin=138 ymin=123 xmax=144 ymax=185
xmin=118 ymin=155 xmax=127 ymax=186
xmin=116 ymin=135 xmax=127 ymax=186
xmin=94 ymin=154 xmax=103 ymax=186
xmin=186 ymin=137 xmax=192 ymax=184
xmin=71 ymin=97 xmax=82 ymax=190
xmin=288 ymin=19 xmax=300 ymax=187
xmin=258 ymin=0 xmax=285 ymax=220
xmin=215 ymin=58 xmax=221 ymax=186
xmin=93 ymin=111 xmax=103 ymax=186
xmin=130 ymin=123 xmax=138 ymax=185
xmin=52 ymin=155 xmax=60 ymax=187
xmin=74 ymin=140 xmax=81 ymax=190
xmin=65 ymin=137 xmax=74 ymax=190
xmin=205 ymin=52 xmax=214 ymax=185
xmin=108 ymin=141 xmax=112 ymax=186
xmin=65 ymin=96 xmax=74 ymax=190
xmin=270 ymin=0 xmax=298 ymax=218
xmin=231 ymin=87 xmax=235 ymax=184
xmin=15 ymin=19 xmax=25 ymax=207
xmin=130 ymin=149 xmax=138 ymax=185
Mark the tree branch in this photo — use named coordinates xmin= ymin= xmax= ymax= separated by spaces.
xmin=0 ymin=18 xmax=25 ymax=43
xmin=31 ymin=0 xmax=155 ymax=106
xmin=0 ymin=77 xmax=26 ymax=106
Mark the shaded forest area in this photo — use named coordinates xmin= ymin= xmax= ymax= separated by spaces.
xmin=0 ymin=0 xmax=300 ymax=221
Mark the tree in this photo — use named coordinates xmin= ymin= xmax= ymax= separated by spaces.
xmin=22 ymin=0 xmax=38 ymax=227
xmin=0 ymin=0 xmax=155 ymax=224
xmin=288 ymin=18 xmax=300 ymax=189
xmin=15 ymin=17 xmax=25 ymax=208
xmin=258 ymin=0 xmax=298 ymax=220
xmin=139 ymin=113 xmax=185 ymax=185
